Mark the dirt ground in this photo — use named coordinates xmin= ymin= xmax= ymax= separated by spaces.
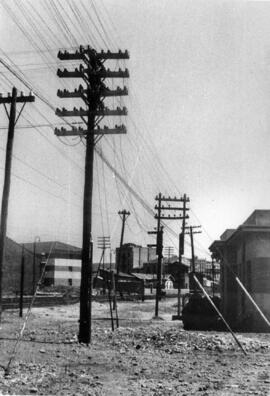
xmin=0 ymin=298 xmax=269 ymax=395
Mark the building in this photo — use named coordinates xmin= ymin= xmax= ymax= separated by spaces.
xmin=142 ymin=257 xmax=190 ymax=289
xmin=115 ymin=243 xmax=156 ymax=273
xmin=209 ymin=210 xmax=270 ymax=332
xmin=23 ymin=241 xmax=82 ymax=287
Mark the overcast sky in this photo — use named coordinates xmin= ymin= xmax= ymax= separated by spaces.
xmin=0 ymin=0 xmax=270 ymax=261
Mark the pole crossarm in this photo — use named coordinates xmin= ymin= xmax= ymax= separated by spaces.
xmin=185 ymin=225 xmax=202 ymax=235
xmin=58 ymin=47 xmax=129 ymax=61
xmin=57 ymin=67 xmax=129 ymax=79
xmin=57 ymin=86 xmax=128 ymax=99
xmin=155 ymin=205 xmax=190 ymax=211
xmin=0 ymin=93 xmax=35 ymax=104
xmin=118 ymin=209 xmax=130 ymax=220
xmin=97 ymin=236 xmax=111 ymax=250
xmin=55 ymin=106 xmax=127 ymax=117
xmin=55 ymin=125 xmax=127 ymax=137
xmin=154 ymin=214 xmax=188 ymax=220
xmin=155 ymin=195 xmax=190 ymax=202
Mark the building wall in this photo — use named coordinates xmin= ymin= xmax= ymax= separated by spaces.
xmin=223 ymin=232 xmax=270 ymax=331
xmin=132 ymin=246 xmax=156 ymax=269
xmin=44 ymin=258 xmax=81 ymax=287
xmin=221 ymin=246 xmax=238 ymax=324
xmin=242 ymin=234 xmax=270 ymax=331
xmin=117 ymin=244 xmax=156 ymax=273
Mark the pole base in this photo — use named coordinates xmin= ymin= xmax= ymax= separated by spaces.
xmin=152 ymin=316 xmax=164 ymax=321
xmin=172 ymin=315 xmax=182 ymax=321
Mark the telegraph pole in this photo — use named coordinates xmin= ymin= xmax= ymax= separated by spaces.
xmin=149 ymin=193 xmax=189 ymax=318
xmin=55 ymin=46 xmax=129 ymax=343
xmin=32 ymin=236 xmax=40 ymax=295
xmin=117 ymin=210 xmax=130 ymax=276
xmin=97 ymin=236 xmax=110 ymax=294
xmin=97 ymin=236 xmax=111 ymax=270
xmin=19 ymin=244 xmax=25 ymax=317
xmin=186 ymin=225 xmax=202 ymax=292
xmin=176 ymin=193 xmax=189 ymax=318
xmin=0 ymin=88 xmax=35 ymax=321
xmin=164 ymin=246 xmax=174 ymax=263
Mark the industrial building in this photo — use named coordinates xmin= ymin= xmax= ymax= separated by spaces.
xmin=210 ymin=210 xmax=270 ymax=332
xmin=115 ymin=243 xmax=156 ymax=273
xmin=23 ymin=241 xmax=82 ymax=288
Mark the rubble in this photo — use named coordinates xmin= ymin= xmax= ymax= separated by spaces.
xmin=0 ymin=302 xmax=269 ymax=395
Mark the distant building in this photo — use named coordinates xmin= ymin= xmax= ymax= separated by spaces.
xmin=23 ymin=241 xmax=82 ymax=287
xmin=142 ymin=257 xmax=190 ymax=289
xmin=193 ymin=257 xmax=220 ymax=284
xmin=115 ymin=243 xmax=156 ymax=273
xmin=209 ymin=210 xmax=270 ymax=332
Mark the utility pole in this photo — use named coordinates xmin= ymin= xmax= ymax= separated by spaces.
xmin=97 ymin=236 xmax=111 ymax=271
xmin=114 ymin=210 xmax=130 ymax=308
xmin=19 ymin=244 xmax=25 ymax=317
xmin=97 ymin=236 xmax=110 ymax=294
xmin=55 ymin=46 xmax=129 ymax=344
xmin=0 ymin=88 xmax=35 ymax=322
xmin=117 ymin=210 xmax=130 ymax=276
xmin=176 ymin=193 xmax=189 ymax=318
xmin=186 ymin=225 xmax=202 ymax=292
xmin=164 ymin=246 xmax=174 ymax=263
xmin=32 ymin=236 xmax=40 ymax=295
xmin=149 ymin=193 xmax=189 ymax=318
xmin=164 ymin=246 xmax=174 ymax=283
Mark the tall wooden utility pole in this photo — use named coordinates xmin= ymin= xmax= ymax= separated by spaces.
xmin=55 ymin=46 xmax=129 ymax=344
xmin=186 ymin=225 xmax=202 ymax=292
xmin=149 ymin=193 xmax=189 ymax=318
xmin=0 ymin=88 xmax=35 ymax=322
xmin=176 ymin=193 xmax=189 ymax=318
xmin=32 ymin=236 xmax=40 ymax=295
xmin=97 ymin=236 xmax=111 ymax=270
xmin=164 ymin=246 xmax=174 ymax=262
xmin=117 ymin=210 xmax=130 ymax=275
xmin=19 ymin=244 xmax=25 ymax=318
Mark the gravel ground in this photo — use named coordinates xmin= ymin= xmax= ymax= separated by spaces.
xmin=0 ymin=299 xmax=269 ymax=395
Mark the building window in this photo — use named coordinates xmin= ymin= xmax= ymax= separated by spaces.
xmin=69 ymin=266 xmax=73 ymax=272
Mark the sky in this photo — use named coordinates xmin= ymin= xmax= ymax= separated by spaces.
xmin=0 ymin=0 xmax=270 ymax=262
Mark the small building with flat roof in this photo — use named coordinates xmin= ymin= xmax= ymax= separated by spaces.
xmin=209 ymin=210 xmax=270 ymax=331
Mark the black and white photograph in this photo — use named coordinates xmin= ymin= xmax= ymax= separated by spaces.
xmin=0 ymin=1 xmax=269 ymax=395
